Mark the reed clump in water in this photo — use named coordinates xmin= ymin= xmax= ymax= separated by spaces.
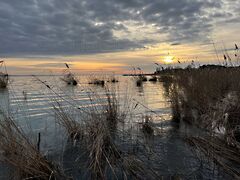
xmin=54 ymin=87 xmax=159 ymax=179
xmin=148 ymin=75 xmax=158 ymax=82
xmin=0 ymin=114 xmax=69 ymax=180
xmin=0 ymin=78 xmax=8 ymax=88
xmin=131 ymin=67 xmax=147 ymax=87
xmin=54 ymin=102 xmax=83 ymax=141
xmin=54 ymin=87 xmax=122 ymax=141
xmin=107 ymin=75 xmax=119 ymax=83
xmin=56 ymin=88 xmax=120 ymax=178
xmin=88 ymin=75 xmax=105 ymax=86
xmin=162 ymin=66 xmax=240 ymax=143
xmin=186 ymin=135 xmax=240 ymax=179
xmin=135 ymin=75 xmax=147 ymax=87
xmin=161 ymin=65 xmax=240 ymax=178
xmin=83 ymin=88 xmax=123 ymax=178
xmin=89 ymin=79 xmax=105 ymax=86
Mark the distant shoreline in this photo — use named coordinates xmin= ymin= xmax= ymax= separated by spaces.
xmin=122 ymin=73 xmax=155 ymax=76
xmin=9 ymin=73 xmax=155 ymax=77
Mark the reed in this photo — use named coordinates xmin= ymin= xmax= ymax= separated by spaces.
xmin=148 ymin=75 xmax=158 ymax=82
xmin=89 ymin=79 xmax=105 ymax=86
xmin=135 ymin=75 xmax=147 ymax=87
xmin=0 ymin=113 xmax=69 ymax=180
xmin=163 ymin=66 xmax=240 ymax=140
xmin=88 ymin=75 xmax=105 ymax=86
xmin=0 ymin=75 xmax=8 ymax=88
xmin=54 ymin=102 xmax=83 ymax=140
xmin=107 ymin=75 xmax=119 ymax=83
xmin=186 ymin=135 xmax=240 ymax=179
xmin=141 ymin=115 xmax=154 ymax=135
xmin=54 ymin=86 xmax=159 ymax=179
xmin=54 ymin=87 xmax=122 ymax=178
xmin=160 ymin=65 xmax=240 ymax=179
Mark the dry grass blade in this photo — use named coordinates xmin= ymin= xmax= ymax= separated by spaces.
xmin=162 ymin=67 xmax=240 ymax=143
xmin=53 ymin=86 xmax=160 ymax=179
xmin=53 ymin=102 xmax=83 ymax=141
xmin=0 ymin=113 xmax=69 ymax=180
xmin=186 ymin=136 xmax=240 ymax=179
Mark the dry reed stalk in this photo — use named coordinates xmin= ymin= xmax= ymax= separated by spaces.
xmin=186 ymin=136 xmax=240 ymax=179
xmin=0 ymin=114 xmax=69 ymax=180
xmin=53 ymin=102 xmax=83 ymax=141
xmin=82 ymin=87 xmax=127 ymax=178
xmin=162 ymin=67 xmax=240 ymax=142
xmin=53 ymin=86 xmax=124 ymax=178
xmin=53 ymin=86 xmax=160 ymax=179
xmin=141 ymin=115 xmax=154 ymax=135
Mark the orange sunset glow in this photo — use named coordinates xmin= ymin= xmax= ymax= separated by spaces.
xmin=0 ymin=0 xmax=239 ymax=75
xmin=4 ymin=42 xmax=226 ymax=75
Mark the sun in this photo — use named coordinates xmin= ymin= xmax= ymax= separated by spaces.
xmin=163 ymin=55 xmax=174 ymax=64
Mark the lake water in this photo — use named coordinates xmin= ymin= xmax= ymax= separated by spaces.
xmin=0 ymin=75 xmax=232 ymax=179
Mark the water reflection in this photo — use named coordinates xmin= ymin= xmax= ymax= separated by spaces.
xmin=136 ymin=84 xmax=144 ymax=94
xmin=0 ymin=76 xmax=233 ymax=179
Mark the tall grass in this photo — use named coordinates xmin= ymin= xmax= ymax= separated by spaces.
xmin=160 ymin=66 xmax=240 ymax=178
xmin=162 ymin=66 xmax=240 ymax=145
xmin=53 ymin=86 xmax=159 ymax=179
xmin=0 ymin=113 xmax=69 ymax=180
xmin=186 ymin=135 xmax=240 ymax=178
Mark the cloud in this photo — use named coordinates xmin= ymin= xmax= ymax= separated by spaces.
xmin=0 ymin=0 xmax=238 ymax=56
xmin=171 ymin=43 xmax=181 ymax=46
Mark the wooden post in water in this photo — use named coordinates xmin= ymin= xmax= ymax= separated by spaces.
xmin=37 ymin=132 xmax=41 ymax=152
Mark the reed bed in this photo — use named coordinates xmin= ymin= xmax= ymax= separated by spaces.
xmin=162 ymin=66 xmax=240 ymax=143
xmin=160 ymin=66 xmax=240 ymax=178
xmin=53 ymin=86 xmax=160 ymax=179
xmin=0 ymin=113 xmax=68 ymax=180
xmin=186 ymin=135 xmax=240 ymax=179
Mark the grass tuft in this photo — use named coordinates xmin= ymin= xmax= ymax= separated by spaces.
xmin=0 ymin=113 xmax=69 ymax=180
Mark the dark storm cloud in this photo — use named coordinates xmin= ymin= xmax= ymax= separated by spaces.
xmin=0 ymin=0 xmax=236 ymax=55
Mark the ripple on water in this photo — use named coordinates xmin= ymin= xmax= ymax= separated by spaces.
xmin=0 ymin=76 xmax=231 ymax=179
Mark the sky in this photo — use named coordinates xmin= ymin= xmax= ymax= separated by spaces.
xmin=0 ymin=0 xmax=239 ymax=75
